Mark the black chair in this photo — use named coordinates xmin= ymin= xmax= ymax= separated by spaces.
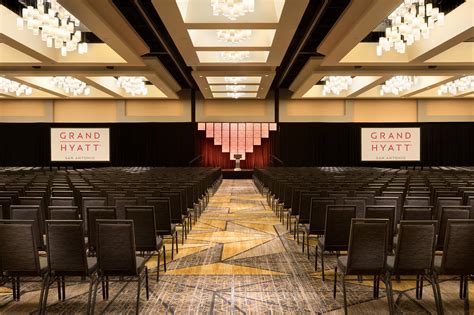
xmin=82 ymin=197 xmax=107 ymax=232
xmin=43 ymin=220 xmax=97 ymax=313
xmin=343 ymin=197 xmax=366 ymax=218
xmin=365 ymin=205 xmax=396 ymax=253
xmin=436 ymin=206 xmax=471 ymax=250
xmin=0 ymin=220 xmax=48 ymax=310
xmin=86 ymin=207 xmax=117 ymax=254
xmin=91 ymin=219 xmax=149 ymax=315
xmin=334 ymin=218 xmax=392 ymax=315
xmin=386 ymin=220 xmax=438 ymax=312
xmin=315 ymin=205 xmax=356 ymax=280
xmin=146 ymin=197 xmax=178 ymax=259
xmin=302 ymin=198 xmax=335 ymax=258
xmin=401 ymin=206 xmax=433 ymax=220
xmin=161 ymin=191 xmax=188 ymax=244
xmin=10 ymin=205 xmax=45 ymax=250
xmin=48 ymin=206 xmax=79 ymax=220
xmin=50 ymin=197 xmax=75 ymax=207
xmin=114 ymin=197 xmax=138 ymax=219
xmin=0 ymin=197 xmax=12 ymax=219
xmin=125 ymin=206 xmax=166 ymax=281
xmin=432 ymin=219 xmax=474 ymax=315
xmin=19 ymin=196 xmax=46 ymax=224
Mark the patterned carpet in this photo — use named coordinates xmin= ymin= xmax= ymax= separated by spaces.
xmin=0 ymin=179 xmax=472 ymax=314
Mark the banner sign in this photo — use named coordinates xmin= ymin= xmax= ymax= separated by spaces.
xmin=51 ymin=128 xmax=110 ymax=162
xmin=361 ymin=128 xmax=420 ymax=161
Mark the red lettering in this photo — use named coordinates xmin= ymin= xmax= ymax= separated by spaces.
xmin=60 ymin=132 xmax=66 ymax=140
xmin=371 ymin=132 xmax=377 ymax=139
xmin=405 ymin=132 xmax=411 ymax=140
xmin=68 ymin=132 xmax=75 ymax=139
xmin=94 ymin=132 xmax=100 ymax=140
xmin=380 ymin=132 xmax=385 ymax=139
xmin=60 ymin=144 xmax=67 ymax=151
xmin=93 ymin=144 xmax=100 ymax=151
xmin=372 ymin=144 xmax=378 ymax=151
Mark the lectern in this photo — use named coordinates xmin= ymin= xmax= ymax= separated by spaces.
xmin=233 ymin=154 xmax=242 ymax=171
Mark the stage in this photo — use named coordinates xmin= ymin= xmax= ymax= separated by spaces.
xmin=222 ymin=169 xmax=254 ymax=179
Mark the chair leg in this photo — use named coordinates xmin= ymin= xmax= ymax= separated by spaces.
xmin=464 ymin=277 xmax=469 ymax=314
xmin=433 ymin=273 xmax=444 ymax=315
xmin=306 ymin=235 xmax=310 ymax=260
xmin=294 ymin=221 xmax=297 ymax=241
xmin=101 ymin=279 xmax=106 ymax=300
xmin=90 ymin=276 xmax=100 ymax=315
xmin=157 ymin=250 xmax=161 ymax=282
xmin=57 ymin=277 xmax=62 ymax=301
xmin=301 ymin=231 xmax=305 ymax=253
xmin=315 ymin=246 xmax=318 ymax=272
xmin=39 ymin=274 xmax=49 ymax=315
xmin=321 ymin=250 xmax=326 ymax=281
xmin=175 ymin=231 xmax=179 ymax=254
xmin=163 ymin=245 xmax=167 ymax=272
xmin=15 ymin=277 xmax=20 ymax=301
xmin=333 ymin=266 xmax=338 ymax=298
xmin=373 ymin=275 xmax=380 ymax=299
xmin=181 ymin=224 xmax=185 ymax=245
xmin=136 ymin=275 xmax=142 ymax=315
xmin=86 ymin=276 xmax=96 ymax=315
xmin=342 ymin=275 xmax=348 ymax=315
xmin=171 ymin=234 xmax=175 ymax=260
xmin=385 ymin=273 xmax=395 ymax=315
xmin=145 ymin=267 xmax=149 ymax=300
xmin=429 ymin=274 xmax=441 ymax=315
xmin=61 ymin=276 xmax=66 ymax=300
xmin=460 ymin=275 xmax=466 ymax=300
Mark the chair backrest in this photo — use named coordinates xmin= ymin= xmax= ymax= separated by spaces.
xmin=323 ymin=205 xmax=356 ymax=251
xmin=466 ymin=196 xmax=474 ymax=219
xmin=0 ymin=220 xmax=41 ymax=276
xmin=439 ymin=219 xmax=474 ymax=275
xmin=50 ymin=197 xmax=75 ymax=207
xmin=145 ymin=197 xmax=172 ymax=233
xmin=404 ymin=196 xmax=430 ymax=206
xmin=0 ymin=197 xmax=12 ymax=219
xmin=107 ymin=192 xmax=126 ymax=206
xmin=48 ymin=206 xmax=79 ymax=220
xmin=45 ymin=220 xmax=88 ymax=275
xmin=309 ymin=198 xmax=336 ymax=234
xmin=345 ymin=218 xmax=389 ymax=275
xmin=160 ymin=192 xmax=182 ymax=223
xmin=86 ymin=207 xmax=117 ymax=251
xmin=365 ymin=205 xmax=395 ymax=252
xmin=436 ymin=206 xmax=471 ymax=250
xmin=19 ymin=196 xmax=46 ymax=221
xmin=375 ymin=196 xmax=400 ymax=225
xmin=298 ymin=192 xmax=320 ymax=222
xmin=114 ymin=197 xmax=138 ymax=219
xmin=435 ymin=197 xmax=462 ymax=220
xmin=343 ymin=197 xmax=366 ymax=218
xmin=10 ymin=205 xmax=44 ymax=249
xmin=125 ymin=206 xmax=157 ymax=252
xmin=96 ymin=219 xmax=138 ymax=276
xmin=401 ymin=206 xmax=433 ymax=220
xmin=392 ymin=220 xmax=437 ymax=275
xmin=82 ymin=197 xmax=107 ymax=232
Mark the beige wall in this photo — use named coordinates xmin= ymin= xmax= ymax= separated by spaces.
xmin=54 ymin=100 xmax=118 ymax=122
xmin=0 ymin=100 xmax=46 ymax=117
xmin=352 ymin=100 xmax=418 ymax=122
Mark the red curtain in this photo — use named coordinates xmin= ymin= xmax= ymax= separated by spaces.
xmin=198 ymin=132 xmax=271 ymax=169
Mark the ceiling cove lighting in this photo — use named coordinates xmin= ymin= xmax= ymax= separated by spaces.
xmin=16 ymin=0 xmax=88 ymax=56
xmin=322 ymin=76 xmax=353 ymax=96
xmin=227 ymin=92 xmax=246 ymax=99
xmin=220 ymin=51 xmax=250 ymax=62
xmin=376 ymin=0 xmax=445 ymax=56
xmin=217 ymin=29 xmax=252 ymax=44
xmin=211 ymin=0 xmax=255 ymax=20
xmin=225 ymin=85 xmax=247 ymax=92
xmin=438 ymin=76 xmax=474 ymax=95
xmin=380 ymin=76 xmax=418 ymax=95
xmin=0 ymin=77 xmax=33 ymax=96
xmin=52 ymin=76 xmax=90 ymax=96
xmin=224 ymin=77 xmax=248 ymax=84
xmin=116 ymin=76 xmax=148 ymax=96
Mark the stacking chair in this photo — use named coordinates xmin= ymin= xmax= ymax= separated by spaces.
xmin=0 ymin=220 xmax=48 ymax=309
xmin=436 ymin=206 xmax=471 ymax=250
xmin=146 ymin=197 xmax=178 ymax=259
xmin=333 ymin=218 xmax=392 ymax=315
xmin=86 ymin=207 xmax=117 ymax=254
xmin=10 ymin=205 xmax=45 ymax=250
xmin=302 ymin=198 xmax=335 ymax=258
xmin=43 ymin=220 xmax=97 ymax=313
xmin=434 ymin=197 xmax=462 ymax=220
xmin=161 ymin=191 xmax=188 ymax=243
xmin=114 ymin=197 xmax=138 ymax=219
xmin=386 ymin=220 xmax=438 ymax=312
xmin=315 ymin=205 xmax=356 ymax=280
xmin=91 ymin=219 xmax=149 ymax=314
xmin=48 ymin=206 xmax=79 ymax=220
xmin=432 ymin=219 xmax=474 ymax=315
xmin=404 ymin=196 xmax=430 ymax=206
xmin=365 ymin=205 xmax=396 ymax=253
xmin=50 ymin=197 xmax=75 ymax=207
xmin=295 ymin=192 xmax=320 ymax=242
xmin=400 ymin=206 xmax=433 ymax=220
xmin=0 ymin=197 xmax=12 ymax=219
xmin=125 ymin=206 xmax=166 ymax=281
xmin=19 ymin=196 xmax=46 ymax=223
xmin=343 ymin=197 xmax=366 ymax=218
xmin=82 ymin=197 xmax=107 ymax=233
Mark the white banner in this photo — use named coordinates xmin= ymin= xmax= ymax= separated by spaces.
xmin=51 ymin=128 xmax=110 ymax=162
xmin=361 ymin=128 xmax=420 ymax=161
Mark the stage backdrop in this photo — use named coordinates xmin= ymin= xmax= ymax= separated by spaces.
xmin=361 ymin=127 xmax=420 ymax=162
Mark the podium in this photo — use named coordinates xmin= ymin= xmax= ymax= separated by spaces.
xmin=233 ymin=154 xmax=242 ymax=171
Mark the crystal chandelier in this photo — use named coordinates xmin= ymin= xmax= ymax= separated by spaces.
xmin=376 ymin=0 xmax=445 ymax=56
xmin=224 ymin=77 xmax=247 ymax=84
xmin=217 ymin=30 xmax=252 ymax=44
xmin=322 ymin=76 xmax=353 ymax=96
xmin=225 ymin=85 xmax=246 ymax=92
xmin=211 ymin=0 xmax=255 ymax=20
xmin=227 ymin=92 xmax=245 ymax=99
xmin=116 ymin=77 xmax=148 ymax=96
xmin=220 ymin=51 xmax=250 ymax=62
xmin=52 ymin=76 xmax=90 ymax=96
xmin=16 ymin=0 xmax=88 ymax=56
xmin=438 ymin=76 xmax=474 ymax=95
xmin=0 ymin=77 xmax=33 ymax=96
xmin=380 ymin=76 xmax=418 ymax=95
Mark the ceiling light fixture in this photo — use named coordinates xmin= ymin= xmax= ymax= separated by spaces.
xmin=116 ymin=76 xmax=148 ymax=96
xmin=227 ymin=92 xmax=245 ymax=99
xmin=380 ymin=76 xmax=418 ymax=95
xmin=225 ymin=85 xmax=246 ymax=92
xmin=217 ymin=29 xmax=252 ymax=44
xmin=220 ymin=51 xmax=250 ymax=62
xmin=376 ymin=0 xmax=445 ymax=56
xmin=0 ymin=77 xmax=33 ymax=96
xmin=224 ymin=77 xmax=248 ymax=84
xmin=322 ymin=76 xmax=353 ymax=96
xmin=438 ymin=76 xmax=474 ymax=95
xmin=211 ymin=0 xmax=255 ymax=20
xmin=52 ymin=76 xmax=90 ymax=96
xmin=16 ymin=0 xmax=88 ymax=56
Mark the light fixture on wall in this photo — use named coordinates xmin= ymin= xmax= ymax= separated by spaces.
xmin=52 ymin=76 xmax=90 ymax=96
xmin=0 ymin=77 xmax=33 ymax=96
xmin=116 ymin=76 xmax=148 ymax=96
xmin=211 ymin=0 xmax=255 ymax=20
xmin=224 ymin=76 xmax=248 ymax=84
xmin=438 ymin=76 xmax=474 ymax=95
xmin=220 ymin=51 xmax=250 ymax=62
xmin=16 ymin=0 xmax=88 ymax=56
xmin=225 ymin=85 xmax=246 ymax=92
xmin=322 ymin=76 xmax=353 ymax=96
xmin=376 ymin=0 xmax=445 ymax=56
xmin=217 ymin=29 xmax=252 ymax=44
xmin=380 ymin=75 xmax=418 ymax=95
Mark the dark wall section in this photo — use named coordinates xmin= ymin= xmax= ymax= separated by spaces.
xmin=271 ymin=122 xmax=474 ymax=167
xmin=0 ymin=123 xmax=197 ymax=167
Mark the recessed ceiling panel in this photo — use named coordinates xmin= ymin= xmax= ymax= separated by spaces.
xmin=210 ymin=85 xmax=260 ymax=92
xmin=206 ymin=76 xmax=262 ymax=84
xmin=196 ymin=51 xmax=269 ymax=63
xmin=188 ymin=29 xmax=276 ymax=48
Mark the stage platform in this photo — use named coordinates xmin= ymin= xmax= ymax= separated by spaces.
xmin=222 ymin=169 xmax=254 ymax=179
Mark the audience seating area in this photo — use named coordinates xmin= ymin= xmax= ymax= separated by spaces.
xmin=254 ymin=167 xmax=474 ymax=315
xmin=0 ymin=167 xmax=222 ymax=314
